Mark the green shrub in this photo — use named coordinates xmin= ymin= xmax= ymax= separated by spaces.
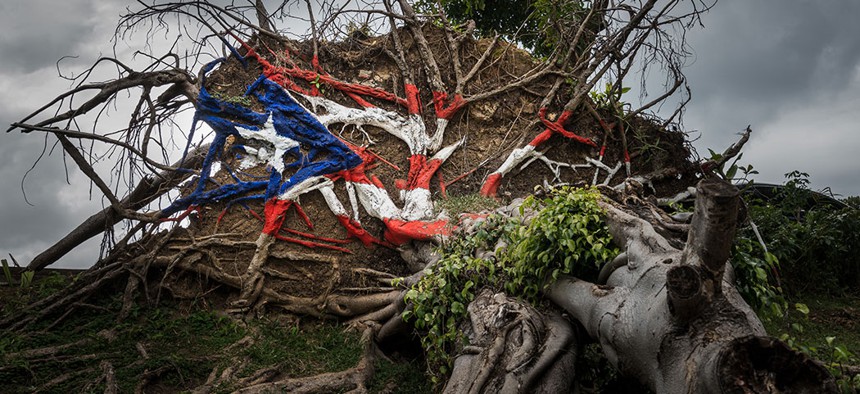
xmin=740 ymin=172 xmax=860 ymax=296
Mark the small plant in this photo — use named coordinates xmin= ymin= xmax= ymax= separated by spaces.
xmin=706 ymin=148 xmax=758 ymax=183
xmin=19 ymin=271 xmax=34 ymax=289
xmin=310 ymin=75 xmax=324 ymax=92
xmin=404 ymin=214 xmax=514 ymax=384
xmin=211 ymin=90 xmax=254 ymax=107
xmin=730 ymin=234 xmax=785 ymax=319
xmin=503 ymin=186 xmax=618 ymax=299
xmin=1 ymin=259 xmax=12 ymax=285
xmin=589 ymin=82 xmax=630 ymax=115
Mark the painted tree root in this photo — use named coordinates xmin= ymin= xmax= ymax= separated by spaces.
xmin=548 ymin=178 xmax=836 ymax=393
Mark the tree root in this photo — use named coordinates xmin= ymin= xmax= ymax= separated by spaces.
xmin=444 ymin=290 xmax=578 ymax=393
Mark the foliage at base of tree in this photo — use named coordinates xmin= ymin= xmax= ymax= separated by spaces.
xmin=403 ymin=186 xmax=618 ymax=383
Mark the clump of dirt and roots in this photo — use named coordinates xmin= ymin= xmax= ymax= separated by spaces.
xmin=1 ymin=4 xmax=719 ymax=392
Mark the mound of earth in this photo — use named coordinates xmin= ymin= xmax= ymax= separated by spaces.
xmin=166 ymin=26 xmax=700 ymax=309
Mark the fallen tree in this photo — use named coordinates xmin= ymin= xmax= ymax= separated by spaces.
xmin=3 ymin=0 xmax=839 ymax=391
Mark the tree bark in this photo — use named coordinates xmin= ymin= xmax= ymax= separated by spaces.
xmin=444 ymin=290 xmax=578 ymax=394
xmin=547 ymin=179 xmax=836 ymax=393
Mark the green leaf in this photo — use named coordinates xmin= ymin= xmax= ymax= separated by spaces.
xmin=795 ymin=303 xmax=810 ymax=315
xmin=725 ymin=164 xmax=738 ymax=180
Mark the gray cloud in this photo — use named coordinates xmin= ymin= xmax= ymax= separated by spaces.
xmin=680 ymin=0 xmax=860 ymax=196
xmin=0 ymin=0 xmax=124 ymax=269
xmin=0 ymin=1 xmax=103 ymax=72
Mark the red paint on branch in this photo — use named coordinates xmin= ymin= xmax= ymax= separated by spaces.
xmin=403 ymin=154 xmax=445 ymax=190
xmin=528 ymin=129 xmax=555 ymax=147
xmin=336 ymin=215 xmax=387 ymax=247
xmin=282 ymin=228 xmax=350 ymax=244
xmin=262 ymin=198 xmax=292 ymax=235
xmin=404 ymin=84 xmax=422 ymax=115
xmin=480 ymin=173 xmax=503 ymax=197
xmin=383 ymin=218 xmax=451 ymax=245
xmin=160 ymin=205 xmax=201 ymax=222
xmin=432 ymin=91 xmax=466 ymax=120
xmin=273 ymin=233 xmax=353 ymax=253
xmin=236 ymin=39 xmax=409 ymax=108
xmin=538 ymin=108 xmax=596 ymax=147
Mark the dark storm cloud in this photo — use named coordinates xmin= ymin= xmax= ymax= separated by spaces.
xmin=0 ymin=1 xmax=102 ymax=72
xmin=0 ymin=105 xmax=107 ymax=268
xmin=688 ymin=1 xmax=860 ymax=104
xmin=0 ymin=0 xmax=123 ymax=268
xmin=680 ymin=0 xmax=860 ymax=196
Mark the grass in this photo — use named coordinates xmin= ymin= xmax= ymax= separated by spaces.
xmin=0 ymin=274 xmax=432 ymax=393
xmin=761 ymin=292 xmax=860 ymax=390
xmin=762 ymin=293 xmax=860 ymax=352
xmin=437 ymin=193 xmax=500 ymax=219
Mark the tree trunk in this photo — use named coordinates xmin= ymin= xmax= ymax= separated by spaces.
xmin=547 ymin=179 xmax=836 ymax=393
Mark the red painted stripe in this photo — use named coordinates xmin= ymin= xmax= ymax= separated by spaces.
xmin=528 ymin=129 xmax=554 ymax=147
xmin=293 ymin=203 xmax=314 ymax=229
xmin=335 ymin=215 xmax=387 ymax=247
xmin=282 ymin=228 xmax=350 ymax=244
xmin=247 ymin=208 xmax=263 ymax=222
xmin=537 ymin=108 xmax=596 ymax=147
xmin=480 ymin=173 xmax=503 ymax=197
xmin=273 ymin=233 xmax=353 ymax=253
xmin=404 ymin=84 xmax=422 ymax=114
xmin=383 ymin=218 xmax=451 ymax=245
xmin=432 ymin=91 xmax=466 ymax=120
xmin=411 ymin=157 xmax=443 ymax=190
xmin=262 ymin=199 xmax=292 ymax=235
xmin=160 ymin=205 xmax=200 ymax=223
xmin=406 ymin=154 xmax=427 ymax=189
xmin=346 ymin=92 xmax=375 ymax=108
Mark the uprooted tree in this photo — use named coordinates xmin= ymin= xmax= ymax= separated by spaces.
xmin=3 ymin=0 xmax=838 ymax=392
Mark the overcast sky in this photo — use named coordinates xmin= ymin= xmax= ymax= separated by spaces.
xmin=2 ymin=0 xmax=859 ymax=269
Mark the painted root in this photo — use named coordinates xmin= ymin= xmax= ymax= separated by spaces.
xmin=162 ymin=37 xmax=630 ymax=256
xmin=480 ymin=109 xmax=622 ymax=197
xmin=160 ymin=55 xmax=463 ymax=253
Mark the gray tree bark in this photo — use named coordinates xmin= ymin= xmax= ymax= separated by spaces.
xmin=547 ymin=178 xmax=836 ymax=393
xmin=443 ymin=290 xmax=578 ymax=393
